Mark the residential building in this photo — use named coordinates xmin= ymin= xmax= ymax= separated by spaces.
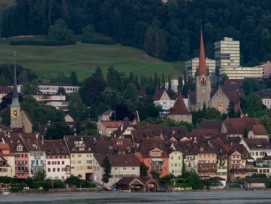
xmin=196 ymin=144 xmax=217 ymax=179
xmin=185 ymin=57 xmax=215 ymax=78
xmin=153 ymin=88 xmax=175 ymax=112
xmin=97 ymin=121 xmax=123 ymax=137
xmin=21 ymin=134 xmax=45 ymax=177
xmin=257 ymin=89 xmax=271 ymax=109
xmin=0 ymin=143 xmax=15 ymax=177
xmin=167 ymin=142 xmax=184 ymax=177
xmin=0 ymin=132 xmax=30 ymax=178
xmin=93 ymin=154 xmax=140 ymax=189
xmin=135 ymin=138 xmax=169 ymax=177
xmin=64 ymin=135 xmax=95 ymax=180
xmin=44 ymin=140 xmax=70 ymax=180
xmin=261 ymin=61 xmax=271 ymax=78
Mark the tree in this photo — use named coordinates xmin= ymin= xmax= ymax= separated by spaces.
xmin=181 ymin=157 xmax=186 ymax=176
xmin=82 ymin=24 xmax=95 ymax=40
xmin=20 ymin=84 xmax=40 ymax=95
xmin=48 ymin=19 xmax=73 ymax=41
xmin=45 ymin=123 xmax=73 ymax=140
xmin=102 ymin=156 xmax=111 ymax=184
xmin=79 ymin=67 xmax=106 ymax=106
xmin=177 ymin=76 xmax=183 ymax=95
xmin=70 ymin=71 xmax=78 ymax=86
xmin=150 ymin=170 xmax=160 ymax=179
xmin=33 ymin=170 xmax=46 ymax=181
xmin=68 ymin=92 xmax=86 ymax=121
xmin=140 ymin=163 xmax=148 ymax=177
xmin=227 ymin=100 xmax=236 ymax=118
xmin=106 ymin=66 xmax=124 ymax=91
xmin=101 ymin=87 xmax=122 ymax=109
xmin=123 ymin=83 xmax=138 ymax=103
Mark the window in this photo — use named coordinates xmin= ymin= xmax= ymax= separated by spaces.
xmin=48 ymin=168 xmax=51 ymax=172
xmin=78 ymin=154 xmax=81 ymax=158
xmin=57 ymin=168 xmax=60 ymax=172
xmin=53 ymin=168 xmax=55 ymax=172
xmin=48 ymin=161 xmax=51 ymax=165
xmin=17 ymin=145 xmax=23 ymax=152
xmin=86 ymin=160 xmax=92 ymax=164
xmin=62 ymin=161 xmax=65 ymax=165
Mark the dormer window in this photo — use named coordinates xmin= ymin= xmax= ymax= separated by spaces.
xmin=17 ymin=145 xmax=23 ymax=152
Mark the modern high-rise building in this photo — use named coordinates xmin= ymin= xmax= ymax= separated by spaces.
xmin=185 ymin=57 xmax=215 ymax=78
xmin=214 ymin=37 xmax=240 ymax=75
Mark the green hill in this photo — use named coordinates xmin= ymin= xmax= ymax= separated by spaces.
xmin=0 ymin=41 xmax=183 ymax=82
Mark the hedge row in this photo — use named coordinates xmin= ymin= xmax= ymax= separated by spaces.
xmin=10 ymin=39 xmax=76 ymax=46
xmin=81 ymin=38 xmax=116 ymax=45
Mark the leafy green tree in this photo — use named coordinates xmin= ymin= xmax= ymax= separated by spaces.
xmin=101 ymin=87 xmax=122 ymax=109
xmin=20 ymin=84 xmax=40 ymax=95
xmin=82 ymin=24 xmax=95 ymax=40
xmin=48 ymin=19 xmax=73 ymax=41
xmin=68 ymin=92 xmax=86 ymax=121
xmin=45 ymin=123 xmax=73 ymax=140
xmin=102 ymin=156 xmax=111 ymax=184
xmin=150 ymin=170 xmax=160 ymax=179
xmin=140 ymin=163 xmax=148 ymax=177
xmin=227 ymin=100 xmax=236 ymax=118
xmin=33 ymin=170 xmax=46 ymax=181
xmin=123 ymin=83 xmax=138 ymax=103
xmin=106 ymin=66 xmax=124 ymax=91
xmin=80 ymin=67 xmax=106 ymax=106
xmin=70 ymin=71 xmax=78 ymax=86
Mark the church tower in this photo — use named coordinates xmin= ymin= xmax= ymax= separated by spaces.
xmin=10 ymin=56 xmax=21 ymax=128
xmin=195 ymin=29 xmax=211 ymax=110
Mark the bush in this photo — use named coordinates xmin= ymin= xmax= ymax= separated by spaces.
xmin=10 ymin=39 xmax=76 ymax=46
xmin=81 ymin=38 xmax=116 ymax=45
xmin=33 ymin=181 xmax=50 ymax=191
xmin=53 ymin=179 xmax=65 ymax=188
xmin=9 ymin=187 xmax=21 ymax=193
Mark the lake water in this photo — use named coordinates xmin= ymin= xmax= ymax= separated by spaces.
xmin=1 ymin=190 xmax=271 ymax=204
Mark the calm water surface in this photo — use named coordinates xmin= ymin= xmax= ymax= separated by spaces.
xmin=1 ymin=190 xmax=271 ymax=204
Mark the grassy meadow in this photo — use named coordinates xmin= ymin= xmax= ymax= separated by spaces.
xmin=0 ymin=40 xmax=184 ymax=82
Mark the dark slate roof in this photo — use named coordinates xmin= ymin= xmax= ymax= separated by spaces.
xmin=43 ymin=140 xmax=69 ymax=155
xmin=0 ymin=132 xmax=28 ymax=153
xmin=137 ymin=138 xmax=168 ymax=158
xmin=64 ymin=135 xmax=95 ymax=153
xmin=95 ymin=154 xmax=140 ymax=167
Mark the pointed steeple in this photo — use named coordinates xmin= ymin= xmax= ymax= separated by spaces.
xmin=198 ymin=28 xmax=208 ymax=76
xmin=11 ymin=51 xmax=20 ymax=107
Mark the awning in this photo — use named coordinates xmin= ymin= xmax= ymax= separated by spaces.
xmin=152 ymin=158 xmax=163 ymax=162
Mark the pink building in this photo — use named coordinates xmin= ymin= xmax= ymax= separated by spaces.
xmin=262 ymin=61 xmax=271 ymax=78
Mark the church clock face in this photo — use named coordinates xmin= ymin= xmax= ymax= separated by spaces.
xmin=12 ymin=109 xmax=18 ymax=117
xmin=217 ymin=102 xmax=225 ymax=112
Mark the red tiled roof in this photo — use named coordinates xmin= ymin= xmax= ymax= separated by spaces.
xmin=224 ymin=116 xmax=260 ymax=134
xmin=168 ymin=96 xmax=191 ymax=115
xmin=252 ymin=125 xmax=268 ymax=135
xmin=101 ymin=121 xmax=123 ymax=128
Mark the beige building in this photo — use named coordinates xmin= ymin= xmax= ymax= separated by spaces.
xmin=220 ymin=66 xmax=263 ymax=79
xmin=168 ymin=96 xmax=192 ymax=123
xmin=168 ymin=143 xmax=184 ymax=177
xmin=64 ymin=136 xmax=95 ymax=180
xmin=0 ymin=143 xmax=15 ymax=177
xmin=185 ymin=57 xmax=215 ymax=78
xmin=215 ymin=37 xmax=240 ymax=75
xmin=93 ymin=154 xmax=140 ymax=189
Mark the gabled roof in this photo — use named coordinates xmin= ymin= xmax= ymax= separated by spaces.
xmin=95 ymin=154 xmax=140 ymax=167
xmin=137 ymin=138 xmax=168 ymax=158
xmin=153 ymin=88 xmax=170 ymax=101
xmin=223 ymin=116 xmax=260 ymax=134
xmin=43 ymin=140 xmax=69 ymax=155
xmin=100 ymin=121 xmax=123 ymax=128
xmin=0 ymin=132 xmax=28 ymax=153
xmin=198 ymin=120 xmax=223 ymax=132
xmin=64 ymin=135 xmax=95 ymax=153
xmin=21 ymin=133 xmax=44 ymax=151
xmin=243 ymin=138 xmax=271 ymax=149
xmin=252 ymin=125 xmax=268 ymax=135
xmin=168 ymin=96 xmax=191 ymax=115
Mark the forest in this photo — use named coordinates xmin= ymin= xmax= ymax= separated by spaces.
xmin=1 ymin=0 xmax=271 ymax=65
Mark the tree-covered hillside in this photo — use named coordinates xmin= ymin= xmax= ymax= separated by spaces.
xmin=1 ymin=0 xmax=271 ymax=65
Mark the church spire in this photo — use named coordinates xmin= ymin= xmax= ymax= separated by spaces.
xmin=11 ymin=51 xmax=19 ymax=107
xmin=198 ymin=28 xmax=208 ymax=76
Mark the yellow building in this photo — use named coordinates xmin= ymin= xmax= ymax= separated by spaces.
xmin=167 ymin=142 xmax=184 ymax=177
xmin=64 ymin=136 xmax=94 ymax=180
